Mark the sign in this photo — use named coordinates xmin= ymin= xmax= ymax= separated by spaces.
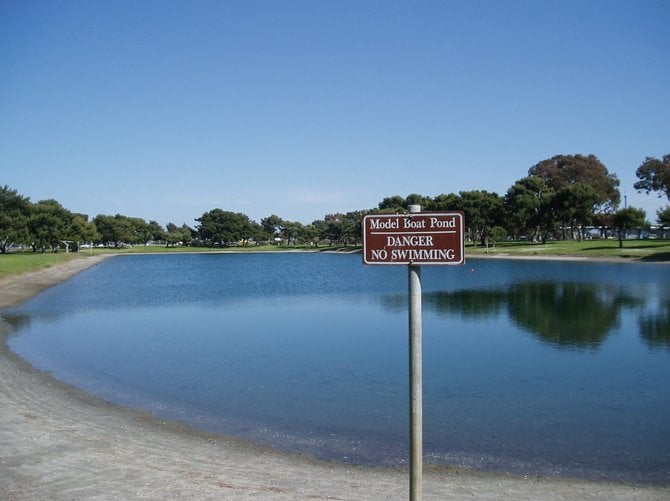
xmin=363 ymin=211 xmax=465 ymax=265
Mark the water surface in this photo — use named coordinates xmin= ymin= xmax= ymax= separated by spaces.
xmin=4 ymin=253 xmax=670 ymax=483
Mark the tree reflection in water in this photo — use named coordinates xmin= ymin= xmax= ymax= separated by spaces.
xmin=639 ymin=299 xmax=670 ymax=351
xmin=422 ymin=289 xmax=506 ymax=319
xmin=1 ymin=313 xmax=32 ymax=332
xmin=506 ymin=282 xmax=638 ymax=349
xmin=421 ymin=282 xmax=642 ymax=350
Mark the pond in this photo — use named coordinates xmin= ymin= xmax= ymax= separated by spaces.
xmin=3 ymin=253 xmax=670 ymax=484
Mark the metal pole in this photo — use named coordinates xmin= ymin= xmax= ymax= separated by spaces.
xmin=407 ymin=204 xmax=422 ymax=500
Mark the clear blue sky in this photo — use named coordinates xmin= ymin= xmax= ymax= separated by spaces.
xmin=1 ymin=0 xmax=668 ymax=226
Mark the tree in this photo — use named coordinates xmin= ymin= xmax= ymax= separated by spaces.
xmin=93 ymin=214 xmax=119 ymax=246
xmin=323 ymin=214 xmax=344 ymax=244
xmin=503 ymin=176 xmax=554 ymax=242
xmin=550 ymin=183 xmax=600 ymax=240
xmin=128 ymin=217 xmax=152 ymax=245
xmin=196 ymin=209 xmax=256 ymax=246
xmin=591 ymin=211 xmax=613 ymax=239
xmin=378 ymin=194 xmax=434 ymax=213
xmin=634 ymin=154 xmax=670 ymax=201
xmin=405 ymin=193 xmax=433 ymax=210
xmin=431 ymin=193 xmax=461 ymax=211
xmin=165 ymin=223 xmax=193 ymax=247
xmin=93 ymin=214 xmax=136 ymax=247
xmin=179 ymin=224 xmax=193 ymax=246
xmin=657 ymin=206 xmax=670 ymax=226
xmin=378 ymin=195 xmax=406 ymax=212
xmin=146 ymin=220 xmax=166 ymax=243
xmin=612 ymin=207 xmax=647 ymax=248
xmin=115 ymin=216 xmax=136 ymax=244
xmin=310 ymin=219 xmax=329 ymax=246
xmin=0 ymin=185 xmax=31 ymax=253
xmin=458 ymin=190 xmax=503 ymax=245
xmin=165 ymin=223 xmax=182 ymax=247
xmin=260 ymin=214 xmax=284 ymax=243
xmin=299 ymin=223 xmax=319 ymax=247
xmin=487 ymin=226 xmax=508 ymax=246
xmin=281 ymin=220 xmax=304 ymax=245
xmin=69 ymin=213 xmax=100 ymax=250
xmin=28 ymin=199 xmax=73 ymax=252
xmin=529 ymin=154 xmax=620 ymax=212
xmin=341 ymin=211 xmax=364 ymax=245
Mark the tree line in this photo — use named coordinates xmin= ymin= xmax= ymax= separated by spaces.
xmin=2 ymin=153 xmax=669 ymax=253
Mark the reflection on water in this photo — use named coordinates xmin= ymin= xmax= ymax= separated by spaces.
xmin=423 ymin=289 xmax=505 ymax=319
xmin=639 ymin=300 xmax=670 ymax=351
xmin=3 ymin=254 xmax=670 ymax=484
xmin=507 ymin=282 xmax=627 ymax=348
xmin=421 ymin=282 xmax=652 ymax=349
xmin=1 ymin=312 xmax=32 ymax=331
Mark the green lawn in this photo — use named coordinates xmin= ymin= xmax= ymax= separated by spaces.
xmin=466 ymin=238 xmax=670 ymax=261
xmin=0 ymin=252 xmax=83 ymax=278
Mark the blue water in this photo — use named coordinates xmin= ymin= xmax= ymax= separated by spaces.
xmin=3 ymin=253 xmax=670 ymax=484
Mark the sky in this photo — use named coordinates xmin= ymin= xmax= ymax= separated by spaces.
xmin=1 ymin=0 xmax=669 ymax=227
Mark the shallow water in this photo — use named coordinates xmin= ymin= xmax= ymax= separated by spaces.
xmin=4 ymin=253 xmax=670 ymax=483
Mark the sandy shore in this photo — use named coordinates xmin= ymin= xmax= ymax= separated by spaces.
xmin=1 ymin=255 xmax=668 ymax=499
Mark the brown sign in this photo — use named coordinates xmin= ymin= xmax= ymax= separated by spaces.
xmin=363 ymin=212 xmax=465 ymax=265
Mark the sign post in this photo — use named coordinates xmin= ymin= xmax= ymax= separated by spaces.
xmin=406 ymin=205 xmax=423 ymax=501
xmin=363 ymin=208 xmax=465 ymax=500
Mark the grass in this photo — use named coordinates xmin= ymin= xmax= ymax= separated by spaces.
xmin=0 ymin=252 xmax=82 ymax=279
xmin=2 ymin=239 xmax=669 ymax=279
xmin=466 ymin=238 xmax=670 ymax=261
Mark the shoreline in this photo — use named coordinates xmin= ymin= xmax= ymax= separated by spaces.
xmin=1 ymin=256 xmax=669 ymax=498
xmin=466 ymin=252 xmax=670 ymax=264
